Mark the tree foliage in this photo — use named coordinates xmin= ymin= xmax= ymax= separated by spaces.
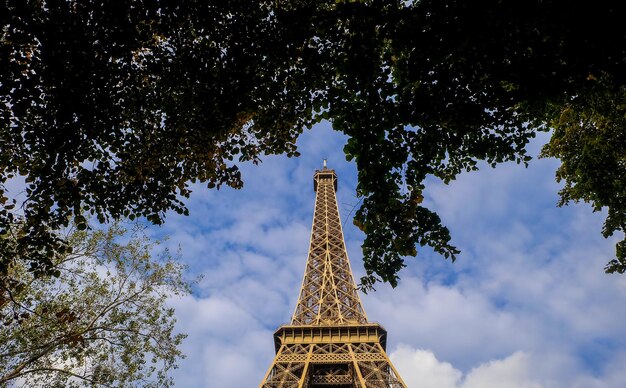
xmin=0 ymin=224 xmax=188 ymax=387
xmin=1 ymin=0 xmax=624 ymax=287
xmin=541 ymin=79 xmax=626 ymax=273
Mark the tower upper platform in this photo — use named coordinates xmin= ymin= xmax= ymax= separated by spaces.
xmin=313 ymin=167 xmax=338 ymax=192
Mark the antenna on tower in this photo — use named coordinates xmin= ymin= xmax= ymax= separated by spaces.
xmin=323 ymin=158 xmax=327 ymax=169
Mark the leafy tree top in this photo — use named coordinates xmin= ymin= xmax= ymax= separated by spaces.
xmin=1 ymin=0 xmax=624 ymax=287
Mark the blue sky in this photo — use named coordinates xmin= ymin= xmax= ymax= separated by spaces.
xmin=147 ymin=121 xmax=626 ymax=387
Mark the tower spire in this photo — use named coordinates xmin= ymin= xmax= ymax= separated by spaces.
xmin=291 ymin=167 xmax=367 ymax=325
xmin=260 ymin=168 xmax=406 ymax=388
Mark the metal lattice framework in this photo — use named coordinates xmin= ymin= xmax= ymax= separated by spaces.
xmin=261 ymin=166 xmax=406 ymax=388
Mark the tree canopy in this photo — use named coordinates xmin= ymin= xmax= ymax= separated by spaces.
xmin=1 ymin=0 xmax=624 ymax=287
xmin=0 ymin=224 xmax=188 ymax=386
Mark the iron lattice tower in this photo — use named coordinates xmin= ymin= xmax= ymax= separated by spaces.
xmin=261 ymin=166 xmax=406 ymax=388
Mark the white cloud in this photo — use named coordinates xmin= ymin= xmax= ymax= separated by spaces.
xmin=389 ymin=346 xmax=541 ymax=388
xmin=390 ymin=345 xmax=462 ymax=388
xmin=462 ymin=352 xmax=541 ymax=388
xmin=391 ymin=346 xmax=626 ymax=388
xmin=167 ymin=293 xmax=276 ymax=387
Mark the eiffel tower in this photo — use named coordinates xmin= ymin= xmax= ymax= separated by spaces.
xmin=260 ymin=164 xmax=407 ymax=387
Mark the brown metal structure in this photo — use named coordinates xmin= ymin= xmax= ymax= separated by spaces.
xmin=261 ymin=166 xmax=406 ymax=388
